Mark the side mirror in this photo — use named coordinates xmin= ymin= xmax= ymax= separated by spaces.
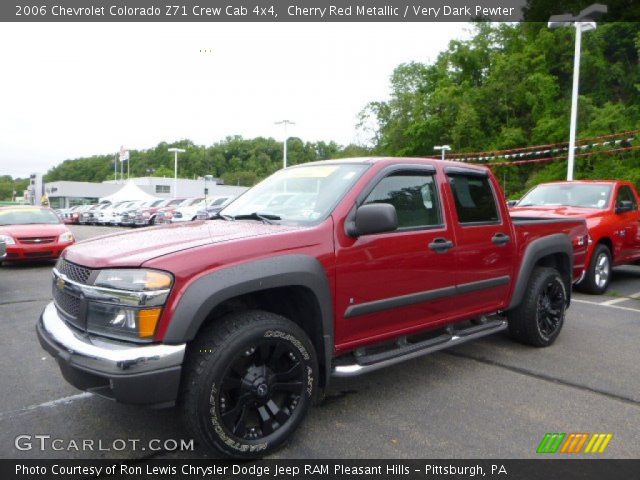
xmin=349 ymin=203 xmax=398 ymax=237
xmin=615 ymin=200 xmax=634 ymax=214
xmin=507 ymin=200 xmax=519 ymax=208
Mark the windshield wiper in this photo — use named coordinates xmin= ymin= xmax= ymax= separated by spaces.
xmin=214 ymin=212 xmax=234 ymax=221
xmin=232 ymin=212 xmax=281 ymax=224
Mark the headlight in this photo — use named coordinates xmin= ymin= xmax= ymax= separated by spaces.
xmin=87 ymin=269 xmax=173 ymax=341
xmin=87 ymin=303 xmax=163 ymax=341
xmin=0 ymin=234 xmax=15 ymax=245
xmin=58 ymin=232 xmax=74 ymax=243
xmin=94 ymin=269 xmax=172 ymax=291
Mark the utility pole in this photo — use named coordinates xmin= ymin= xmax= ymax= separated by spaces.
xmin=434 ymin=145 xmax=451 ymax=161
xmin=168 ymin=147 xmax=186 ymax=198
xmin=275 ymin=120 xmax=295 ymax=169
xmin=548 ymin=3 xmax=607 ymax=180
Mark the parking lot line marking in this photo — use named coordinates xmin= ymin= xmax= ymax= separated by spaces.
xmin=601 ymin=297 xmax=629 ymax=305
xmin=600 ymin=291 xmax=640 ymax=305
xmin=0 ymin=392 xmax=93 ymax=421
xmin=573 ymin=298 xmax=640 ymax=313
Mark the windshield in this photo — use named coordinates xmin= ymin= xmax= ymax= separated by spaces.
xmin=0 ymin=208 xmax=61 ymax=225
xmin=519 ymin=184 xmax=612 ymax=209
xmin=221 ymin=163 xmax=369 ymax=224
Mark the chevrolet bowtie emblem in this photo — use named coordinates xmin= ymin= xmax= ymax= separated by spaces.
xmin=56 ymin=277 xmax=65 ymax=290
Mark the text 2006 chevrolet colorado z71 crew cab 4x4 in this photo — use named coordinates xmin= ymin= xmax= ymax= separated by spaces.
xmin=38 ymin=158 xmax=588 ymax=458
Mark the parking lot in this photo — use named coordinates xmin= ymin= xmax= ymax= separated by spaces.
xmin=1 ymin=225 xmax=639 ymax=459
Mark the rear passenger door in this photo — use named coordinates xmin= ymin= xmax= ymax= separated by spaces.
xmin=445 ymin=167 xmax=516 ymax=315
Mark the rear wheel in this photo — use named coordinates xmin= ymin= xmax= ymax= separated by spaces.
xmin=180 ymin=310 xmax=317 ymax=458
xmin=507 ymin=267 xmax=566 ymax=347
xmin=579 ymin=244 xmax=612 ymax=295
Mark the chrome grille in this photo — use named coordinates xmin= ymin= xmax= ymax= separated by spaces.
xmin=52 ymin=285 xmax=82 ymax=319
xmin=55 ymin=259 xmax=92 ymax=284
xmin=18 ymin=236 xmax=56 ymax=244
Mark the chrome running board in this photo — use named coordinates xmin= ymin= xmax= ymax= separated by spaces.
xmin=332 ymin=319 xmax=507 ymax=378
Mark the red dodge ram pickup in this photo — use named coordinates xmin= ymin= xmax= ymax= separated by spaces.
xmin=512 ymin=180 xmax=640 ymax=294
xmin=37 ymin=158 xmax=588 ymax=458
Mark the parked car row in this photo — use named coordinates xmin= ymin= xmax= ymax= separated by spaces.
xmin=55 ymin=195 xmax=237 ymax=228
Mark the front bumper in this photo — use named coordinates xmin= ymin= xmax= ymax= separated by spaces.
xmin=37 ymin=302 xmax=186 ymax=407
xmin=6 ymin=242 xmax=70 ymax=261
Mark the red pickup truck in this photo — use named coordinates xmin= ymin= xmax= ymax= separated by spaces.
xmin=37 ymin=158 xmax=588 ymax=458
xmin=511 ymin=180 xmax=640 ymax=294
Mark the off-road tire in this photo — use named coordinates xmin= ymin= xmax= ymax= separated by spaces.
xmin=578 ymin=244 xmax=612 ymax=295
xmin=507 ymin=267 xmax=567 ymax=347
xmin=180 ymin=310 xmax=318 ymax=458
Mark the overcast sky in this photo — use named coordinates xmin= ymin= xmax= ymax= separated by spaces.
xmin=1 ymin=22 xmax=471 ymax=178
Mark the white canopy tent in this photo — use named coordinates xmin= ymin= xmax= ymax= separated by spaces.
xmin=99 ymin=181 xmax=157 ymax=203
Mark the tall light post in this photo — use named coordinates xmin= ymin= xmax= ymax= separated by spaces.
xmin=548 ymin=3 xmax=607 ymax=181
xmin=434 ymin=145 xmax=451 ymax=161
xmin=204 ymin=174 xmax=214 ymax=202
xmin=275 ymin=120 xmax=295 ymax=169
xmin=168 ymin=147 xmax=185 ymax=197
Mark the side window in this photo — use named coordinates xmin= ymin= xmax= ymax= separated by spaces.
xmin=616 ymin=186 xmax=638 ymax=210
xmin=363 ymin=172 xmax=442 ymax=229
xmin=447 ymin=174 xmax=500 ymax=224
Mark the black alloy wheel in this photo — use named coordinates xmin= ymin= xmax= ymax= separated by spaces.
xmin=217 ymin=339 xmax=305 ymax=440
xmin=536 ymin=277 xmax=565 ymax=340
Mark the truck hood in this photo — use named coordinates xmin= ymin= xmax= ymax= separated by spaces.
xmin=63 ymin=220 xmax=301 ymax=268
xmin=510 ymin=205 xmax=604 ymax=219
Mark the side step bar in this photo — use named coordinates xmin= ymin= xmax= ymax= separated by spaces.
xmin=332 ymin=319 xmax=507 ymax=378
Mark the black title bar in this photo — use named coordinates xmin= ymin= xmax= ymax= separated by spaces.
xmin=3 ymin=459 xmax=640 ymax=480
xmin=4 ymin=1 xmax=527 ymax=22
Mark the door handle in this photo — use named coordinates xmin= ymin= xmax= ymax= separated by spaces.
xmin=429 ymin=237 xmax=454 ymax=253
xmin=492 ymin=233 xmax=511 ymax=246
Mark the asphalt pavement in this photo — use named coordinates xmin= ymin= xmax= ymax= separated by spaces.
xmin=0 ymin=225 xmax=638 ymax=459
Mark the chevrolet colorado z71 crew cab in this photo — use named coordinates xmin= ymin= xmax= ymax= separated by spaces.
xmin=511 ymin=180 xmax=640 ymax=294
xmin=38 ymin=158 xmax=588 ymax=458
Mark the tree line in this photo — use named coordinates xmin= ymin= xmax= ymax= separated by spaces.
xmin=42 ymin=137 xmax=370 ymax=188
xmin=359 ymin=18 xmax=640 ymax=196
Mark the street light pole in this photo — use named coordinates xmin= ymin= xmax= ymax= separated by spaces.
xmin=434 ymin=145 xmax=451 ymax=161
xmin=275 ymin=120 xmax=295 ymax=169
xmin=548 ymin=3 xmax=607 ymax=181
xmin=168 ymin=147 xmax=185 ymax=198
xmin=204 ymin=175 xmax=213 ymax=202
xmin=566 ymin=22 xmax=583 ymax=182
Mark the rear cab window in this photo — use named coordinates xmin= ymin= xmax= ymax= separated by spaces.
xmin=446 ymin=171 xmax=500 ymax=224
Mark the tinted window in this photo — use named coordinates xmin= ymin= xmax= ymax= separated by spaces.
xmin=616 ymin=186 xmax=637 ymax=210
xmin=0 ymin=208 xmax=61 ymax=225
xmin=519 ymin=183 xmax=612 ymax=209
xmin=448 ymin=175 xmax=499 ymax=224
xmin=363 ymin=173 xmax=441 ymax=228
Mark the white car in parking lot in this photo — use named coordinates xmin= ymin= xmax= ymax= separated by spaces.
xmin=169 ymin=196 xmax=234 ymax=223
xmin=97 ymin=201 xmax=136 ymax=225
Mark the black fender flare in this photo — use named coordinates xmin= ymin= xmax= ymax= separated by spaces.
xmin=507 ymin=233 xmax=573 ymax=310
xmin=163 ymin=254 xmax=334 ymax=385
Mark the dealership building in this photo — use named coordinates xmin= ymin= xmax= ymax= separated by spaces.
xmin=44 ymin=177 xmax=247 ymax=208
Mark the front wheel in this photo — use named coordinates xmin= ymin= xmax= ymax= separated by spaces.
xmin=507 ymin=267 xmax=567 ymax=347
xmin=578 ymin=244 xmax=612 ymax=295
xmin=180 ymin=310 xmax=318 ymax=458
